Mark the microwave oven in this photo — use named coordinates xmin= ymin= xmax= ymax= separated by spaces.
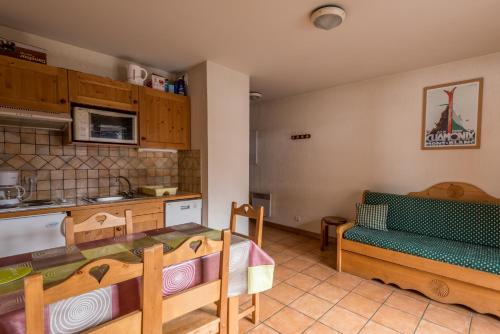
xmin=72 ymin=107 xmax=138 ymax=144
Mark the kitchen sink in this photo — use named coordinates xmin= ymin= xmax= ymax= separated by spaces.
xmin=83 ymin=194 xmax=145 ymax=203
xmin=93 ymin=196 xmax=125 ymax=202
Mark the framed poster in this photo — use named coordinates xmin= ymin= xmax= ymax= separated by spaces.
xmin=422 ymin=78 xmax=483 ymax=149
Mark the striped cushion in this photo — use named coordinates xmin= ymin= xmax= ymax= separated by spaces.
xmin=356 ymin=203 xmax=388 ymax=231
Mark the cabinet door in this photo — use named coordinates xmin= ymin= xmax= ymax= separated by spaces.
xmin=139 ymin=87 xmax=190 ymax=149
xmin=133 ymin=213 xmax=164 ymax=232
xmin=0 ymin=55 xmax=69 ymax=113
xmin=68 ymin=70 xmax=139 ymax=112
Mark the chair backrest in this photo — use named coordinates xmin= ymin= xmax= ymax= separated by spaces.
xmin=24 ymin=244 xmax=163 ymax=334
xmin=65 ymin=210 xmax=134 ymax=247
xmin=161 ymin=230 xmax=231 ymax=334
xmin=230 ymin=202 xmax=264 ymax=246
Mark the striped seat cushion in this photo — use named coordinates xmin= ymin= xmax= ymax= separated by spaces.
xmin=344 ymin=226 xmax=500 ymax=274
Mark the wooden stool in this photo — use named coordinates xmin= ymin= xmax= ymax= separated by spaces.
xmin=321 ymin=216 xmax=347 ymax=251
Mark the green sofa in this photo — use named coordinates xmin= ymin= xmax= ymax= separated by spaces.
xmin=337 ymin=184 xmax=500 ymax=317
xmin=344 ymin=191 xmax=500 ymax=275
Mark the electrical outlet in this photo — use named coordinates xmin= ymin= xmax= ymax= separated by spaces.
xmin=294 ymin=215 xmax=301 ymax=222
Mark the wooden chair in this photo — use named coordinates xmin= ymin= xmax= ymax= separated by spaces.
xmin=64 ymin=210 xmax=134 ymax=247
xmin=230 ymin=202 xmax=264 ymax=247
xmin=24 ymin=244 xmax=164 ymax=334
xmin=161 ymin=230 xmax=231 ymax=334
xmin=229 ymin=202 xmax=264 ymax=324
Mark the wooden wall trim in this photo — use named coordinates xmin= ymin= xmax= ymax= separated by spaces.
xmin=264 ymin=220 xmax=335 ymax=242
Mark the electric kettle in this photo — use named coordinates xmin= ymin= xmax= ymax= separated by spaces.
xmin=127 ymin=64 xmax=148 ymax=85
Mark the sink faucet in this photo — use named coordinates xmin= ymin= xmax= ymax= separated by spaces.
xmin=116 ymin=176 xmax=134 ymax=198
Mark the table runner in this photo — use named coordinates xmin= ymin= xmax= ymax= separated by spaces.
xmin=0 ymin=223 xmax=274 ymax=334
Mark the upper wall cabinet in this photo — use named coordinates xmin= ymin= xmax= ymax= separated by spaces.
xmin=0 ymin=55 xmax=69 ymax=113
xmin=68 ymin=70 xmax=139 ymax=112
xmin=139 ymin=87 xmax=190 ymax=150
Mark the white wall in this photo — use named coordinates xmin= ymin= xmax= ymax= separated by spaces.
xmin=207 ymin=62 xmax=250 ymax=232
xmin=251 ymin=52 xmax=500 ymax=234
xmin=0 ymin=25 xmax=170 ymax=80
xmin=187 ymin=62 xmax=209 ymax=226
xmin=189 ymin=61 xmax=250 ymax=233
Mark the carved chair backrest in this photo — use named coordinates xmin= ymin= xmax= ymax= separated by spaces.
xmin=24 ymin=244 xmax=163 ymax=334
xmin=161 ymin=230 xmax=231 ymax=334
xmin=230 ymin=202 xmax=264 ymax=246
xmin=65 ymin=210 xmax=134 ymax=247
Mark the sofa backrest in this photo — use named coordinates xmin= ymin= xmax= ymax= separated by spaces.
xmin=364 ymin=191 xmax=500 ymax=248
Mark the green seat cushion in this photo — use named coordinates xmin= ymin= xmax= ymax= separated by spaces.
xmin=364 ymin=192 xmax=500 ymax=248
xmin=344 ymin=226 xmax=500 ymax=274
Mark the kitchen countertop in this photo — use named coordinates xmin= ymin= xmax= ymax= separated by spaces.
xmin=0 ymin=199 xmax=76 ymax=215
xmin=0 ymin=192 xmax=201 ymax=219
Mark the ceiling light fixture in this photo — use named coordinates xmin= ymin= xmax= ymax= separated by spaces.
xmin=250 ymin=92 xmax=263 ymax=101
xmin=310 ymin=5 xmax=346 ymax=30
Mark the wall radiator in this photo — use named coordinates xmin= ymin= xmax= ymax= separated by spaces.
xmin=251 ymin=192 xmax=271 ymax=218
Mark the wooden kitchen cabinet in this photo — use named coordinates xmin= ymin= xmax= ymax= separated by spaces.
xmin=139 ymin=87 xmax=190 ymax=150
xmin=70 ymin=201 xmax=163 ymax=243
xmin=0 ymin=55 xmax=69 ymax=113
xmin=68 ymin=70 xmax=139 ymax=112
xmin=132 ymin=212 xmax=164 ymax=232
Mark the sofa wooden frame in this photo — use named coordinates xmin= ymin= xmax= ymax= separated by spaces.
xmin=336 ymin=182 xmax=500 ymax=317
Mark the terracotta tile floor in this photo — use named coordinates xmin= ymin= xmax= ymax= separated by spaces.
xmin=240 ymin=225 xmax=500 ymax=334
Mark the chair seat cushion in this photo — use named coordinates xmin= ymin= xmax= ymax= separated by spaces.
xmin=344 ymin=226 xmax=500 ymax=275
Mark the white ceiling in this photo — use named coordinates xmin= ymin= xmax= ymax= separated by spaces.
xmin=1 ymin=0 xmax=500 ymax=100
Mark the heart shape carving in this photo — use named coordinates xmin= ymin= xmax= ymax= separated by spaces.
xmin=189 ymin=240 xmax=202 ymax=253
xmin=89 ymin=264 xmax=110 ymax=283
xmin=95 ymin=215 xmax=107 ymax=224
xmin=243 ymin=206 xmax=250 ymax=213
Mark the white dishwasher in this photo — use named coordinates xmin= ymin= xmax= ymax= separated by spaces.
xmin=0 ymin=212 xmax=67 ymax=257
xmin=165 ymin=199 xmax=202 ymax=227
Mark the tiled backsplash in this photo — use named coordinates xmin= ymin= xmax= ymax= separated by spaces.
xmin=178 ymin=150 xmax=201 ymax=193
xmin=0 ymin=126 xmax=178 ymax=201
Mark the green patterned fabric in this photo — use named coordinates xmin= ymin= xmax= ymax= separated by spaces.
xmin=364 ymin=192 xmax=500 ymax=248
xmin=344 ymin=226 xmax=500 ymax=274
xmin=356 ymin=203 xmax=388 ymax=231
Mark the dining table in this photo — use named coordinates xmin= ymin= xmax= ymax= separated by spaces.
xmin=0 ymin=223 xmax=275 ymax=334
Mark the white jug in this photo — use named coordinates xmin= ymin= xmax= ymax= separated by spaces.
xmin=127 ymin=64 xmax=148 ymax=85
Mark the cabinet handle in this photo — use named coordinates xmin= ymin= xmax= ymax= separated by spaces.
xmin=141 ymin=137 xmax=146 ymax=140
xmin=60 ymin=98 xmax=66 ymax=104
xmin=133 ymin=100 xmax=138 ymax=104
xmin=116 ymin=227 xmax=122 ymax=231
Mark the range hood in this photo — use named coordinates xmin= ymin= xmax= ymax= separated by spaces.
xmin=0 ymin=106 xmax=72 ymax=130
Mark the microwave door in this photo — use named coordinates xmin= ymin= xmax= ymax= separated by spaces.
xmin=88 ymin=110 xmax=138 ymax=144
